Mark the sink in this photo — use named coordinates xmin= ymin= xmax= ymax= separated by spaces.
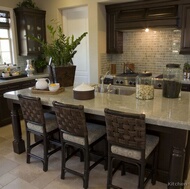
xmin=95 ymin=85 xmax=135 ymax=96
xmin=114 ymin=88 xmax=135 ymax=95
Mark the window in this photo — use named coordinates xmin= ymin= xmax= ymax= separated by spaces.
xmin=0 ymin=8 xmax=17 ymax=66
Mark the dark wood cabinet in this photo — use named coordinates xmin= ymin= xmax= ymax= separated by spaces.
xmin=106 ymin=0 xmax=181 ymax=54
xmin=14 ymin=8 xmax=46 ymax=56
xmin=106 ymin=11 xmax=123 ymax=54
xmin=180 ymin=4 xmax=190 ymax=54
xmin=0 ymin=79 xmax=36 ymax=127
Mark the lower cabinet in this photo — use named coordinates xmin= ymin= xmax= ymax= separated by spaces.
xmin=0 ymin=79 xmax=35 ymax=127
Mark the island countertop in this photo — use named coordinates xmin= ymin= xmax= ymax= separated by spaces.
xmin=3 ymin=86 xmax=190 ymax=130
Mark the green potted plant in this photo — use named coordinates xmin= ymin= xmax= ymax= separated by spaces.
xmin=30 ymin=21 xmax=87 ymax=87
xmin=183 ymin=62 xmax=190 ymax=79
xmin=33 ymin=55 xmax=48 ymax=73
xmin=17 ymin=0 xmax=38 ymax=9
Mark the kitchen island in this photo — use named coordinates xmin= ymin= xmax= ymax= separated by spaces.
xmin=3 ymin=86 xmax=190 ymax=187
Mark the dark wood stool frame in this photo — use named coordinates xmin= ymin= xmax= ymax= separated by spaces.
xmin=104 ymin=108 xmax=159 ymax=189
xmin=53 ymin=101 xmax=107 ymax=189
xmin=18 ymin=94 xmax=61 ymax=172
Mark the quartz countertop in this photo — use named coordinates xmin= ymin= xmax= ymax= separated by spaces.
xmin=0 ymin=73 xmax=49 ymax=85
xmin=3 ymin=86 xmax=190 ymax=130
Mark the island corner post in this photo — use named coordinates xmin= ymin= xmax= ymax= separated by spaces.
xmin=7 ymin=98 xmax=25 ymax=154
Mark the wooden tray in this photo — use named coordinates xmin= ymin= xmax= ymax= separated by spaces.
xmin=31 ymin=87 xmax=65 ymax=95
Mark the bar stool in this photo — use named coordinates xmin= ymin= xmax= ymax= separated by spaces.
xmin=53 ymin=101 xmax=107 ymax=189
xmin=104 ymin=108 xmax=159 ymax=189
xmin=18 ymin=94 xmax=61 ymax=172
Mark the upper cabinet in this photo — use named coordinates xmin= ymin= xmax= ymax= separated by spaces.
xmin=14 ymin=8 xmax=46 ymax=56
xmin=106 ymin=12 xmax=123 ymax=54
xmin=180 ymin=4 xmax=190 ymax=54
xmin=106 ymin=0 xmax=182 ymax=54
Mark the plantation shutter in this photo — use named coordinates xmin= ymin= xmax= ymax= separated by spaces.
xmin=0 ymin=10 xmax=10 ymax=29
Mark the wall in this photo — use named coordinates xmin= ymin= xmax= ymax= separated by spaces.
xmin=35 ymin=0 xmax=107 ymax=83
xmin=101 ymin=29 xmax=190 ymax=76
xmin=0 ymin=0 xmax=18 ymax=8
xmin=36 ymin=0 xmax=102 ymax=83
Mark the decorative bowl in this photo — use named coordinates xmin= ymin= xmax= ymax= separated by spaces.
xmin=73 ymin=83 xmax=94 ymax=100
xmin=48 ymin=83 xmax=60 ymax=92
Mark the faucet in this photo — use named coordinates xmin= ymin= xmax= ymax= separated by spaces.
xmin=107 ymin=83 xmax=112 ymax=93
xmin=100 ymin=71 xmax=110 ymax=93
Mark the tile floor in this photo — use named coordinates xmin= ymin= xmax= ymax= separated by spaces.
xmin=0 ymin=122 xmax=188 ymax=189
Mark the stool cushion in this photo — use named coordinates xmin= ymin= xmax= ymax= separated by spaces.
xmin=27 ymin=113 xmax=58 ymax=133
xmin=63 ymin=123 xmax=106 ymax=145
xmin=111 ymin=135 xmax=159 ymax=160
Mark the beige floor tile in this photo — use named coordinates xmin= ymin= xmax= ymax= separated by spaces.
xmin=147 ymin=181 xmax=167 ymax=189
xmin=0 ymin=156 xmax=19 ymax=177
xmin=0 ymin=173 xmax=17 ymax=186
xmin=0 ymin=125 xmax=13 ymax=139
xmin=0 ymin=123 xmax=185 ymax=189
xmin=10 ymin=163 xmax=44 ymax=183
xmin=5 ymin=152 xmax=26 ymax=165
xmin=31 ymin=172 xmax=59 ymax=189
xmin=1 ymin=178 xmax=38 ymax=189
xmin=0 ymin=139 xmax=14 ymax=156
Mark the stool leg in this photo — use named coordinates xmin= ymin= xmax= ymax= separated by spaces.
xmin=152 ymin=146 xmax=158 ymax=185
xmin=61 ymin=143 xmax=66 ymax=179
xmin=104 ymin=137 xmax=108 ymax=171
xmin=43 ymin=136 xmax=48 ymax=172
xmin=83 ymin=148 xmax=90 ymax=189
xmin=80 ymin=149 xmax=84 ymax=162
xmin=139 ymin=164 xmax=145 ymax=189
xmin=121 ymin=162 xmax=126 ymax=176
xmin=26 ymin=130 xmax=30 ymax=164
xmin=107 ymin=154 xmax=113 ymax=189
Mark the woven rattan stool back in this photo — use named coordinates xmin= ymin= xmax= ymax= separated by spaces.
xmin=53 ymin=101 xmax=87 ymax=137
xmin=104 ymin=108 xmax=146 ymax=151
xmin=18 ymin=94 xmax=45 ymax=126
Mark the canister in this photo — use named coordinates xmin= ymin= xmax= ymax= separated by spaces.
xmin=162 ymin=64 xmax=182 ymax=98
xmin=136 ymin=72 xmax=154 ymax=100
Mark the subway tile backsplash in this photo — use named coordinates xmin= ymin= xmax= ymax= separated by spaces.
xmin=101 ymin=28 xmax=190 ymax=76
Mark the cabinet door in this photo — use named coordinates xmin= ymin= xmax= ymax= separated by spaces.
xmin=14 ymin=8 xmax=46 ymax=56
xmin=180 ymin=4 xmax=190 ymax=54
xmin=106 ymin=12 xmax=123 ymax=54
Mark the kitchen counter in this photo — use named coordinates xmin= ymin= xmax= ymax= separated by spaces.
xmin=3 ymin=87 xmax=190 ymax=185
xmin=0 ymin=73 xmax=49 ymax=85
xmin=4 ymin=86 xmax=190 ymax=130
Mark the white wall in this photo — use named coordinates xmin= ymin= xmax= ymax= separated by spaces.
xmin=0 ymin=0 xmax=137 ymax=83
xmin=34 ymin=0 xmax=137 ymax=83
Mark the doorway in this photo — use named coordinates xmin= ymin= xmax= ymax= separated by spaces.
xmin=62 ymin=6 xmax=89 ymax=86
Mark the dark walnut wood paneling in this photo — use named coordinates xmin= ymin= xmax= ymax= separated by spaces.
xmin=180 ymin=4 xmax=190 ymax=54
xmin=106 ymin=0 xmax=182 ymax=54
xmin=0 ymin=79 xmax=35 ymax=127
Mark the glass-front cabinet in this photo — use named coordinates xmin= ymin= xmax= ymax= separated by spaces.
xmin=14 ymin=8 xmax=46 ymax=56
